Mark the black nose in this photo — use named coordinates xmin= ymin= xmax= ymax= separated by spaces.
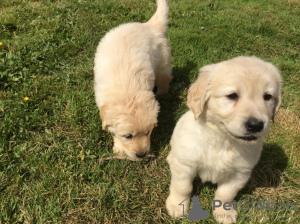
xmin=136 ymin=152 xmax=147 ymax=158
xmin=245 ymin=118 xmax=264 ymax=133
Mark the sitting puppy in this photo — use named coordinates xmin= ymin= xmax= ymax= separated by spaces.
xmin=94 ymin=0 xmax=172 ymax=160
xmin=166 ymin=56 xmax=282 ymax=223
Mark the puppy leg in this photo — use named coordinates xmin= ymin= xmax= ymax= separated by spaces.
xmin=155 ymin=47 xmax=172 ymax=95
xmin=112 ymin=136 xmax=125 ymax=155
xmin=166 ymin=159 xmax=196 ymax=218
xmin=212 ymin=173 xmax=250 ymax=224
xmin=155 ymin=69 xmax=172 ymax=95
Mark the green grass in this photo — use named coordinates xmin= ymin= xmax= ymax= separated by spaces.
xmin=0 ymin=0 xmax=299 ymax=223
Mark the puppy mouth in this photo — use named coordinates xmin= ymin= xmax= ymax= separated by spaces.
xmin=125 ymin=149 xmax=151 ymax=160
xmin=223 ymin=124 xmax=259 ymax=142
xmin=128 ymin=152 xmax=154 ymax=161
xmin=234 ymin=135 xmax=258 ymax=141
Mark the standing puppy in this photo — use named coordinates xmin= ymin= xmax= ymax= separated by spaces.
xmin=166 ymin=56 xmax=282 ymax=223
xmin=94 ymin=0 xmax=172 ymax=160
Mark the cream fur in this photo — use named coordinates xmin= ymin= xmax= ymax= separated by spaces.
xmin=94 ymin=0 xmax=172 ymax=160
xmin=166 ymin=56 xmax=282 ymax=223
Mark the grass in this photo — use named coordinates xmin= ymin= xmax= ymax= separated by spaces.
xmin=0 ymin=0 xmax=299 ymax=223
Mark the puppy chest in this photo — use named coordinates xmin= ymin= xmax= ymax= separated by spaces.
xmin=196 ymin=150 xmax=241 ymax=183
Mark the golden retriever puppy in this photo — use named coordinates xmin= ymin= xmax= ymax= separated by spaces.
xmin=94 ymin=0 xmax=172 ymax=160
xmin=166 ymin=56 xmax=282 ymax=223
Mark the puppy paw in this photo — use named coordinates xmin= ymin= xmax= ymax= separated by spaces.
xmin=113 ymin=145 xmax=123 ymax=154
xmin=166 ymin=195 xmax=190 ymax=218
xmin=213 ymin=206 xmax=237 ymax=224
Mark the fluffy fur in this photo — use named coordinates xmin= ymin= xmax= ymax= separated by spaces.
xmin=94 ymin=0 xmax=172 ymax=160
xmin=166 ymin=56 xmax=282 ymax=223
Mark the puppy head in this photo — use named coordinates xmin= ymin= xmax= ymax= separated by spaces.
xmin=187 ymin=56 xmax=282 ymax=143
xmin=100 ymin=91 xmax=159 ymax=159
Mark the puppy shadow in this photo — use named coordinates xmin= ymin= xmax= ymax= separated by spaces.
xmin=151 ymin=61 xmax=197 ymax=155
xmin=238 ymin=142 xmax=288 ymax=196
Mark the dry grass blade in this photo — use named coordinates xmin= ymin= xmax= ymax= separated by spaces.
xmin=99 ymin=154 xmax=156 ymax=163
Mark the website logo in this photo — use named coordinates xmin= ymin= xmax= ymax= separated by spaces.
xmin=180 ymin=196 xmax=209 ymax=221
xmin=180 ymin=197 xmax=298 ymax=221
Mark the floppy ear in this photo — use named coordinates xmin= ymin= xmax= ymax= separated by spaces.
xmin=187 ymin=65 xmax=215 ymax=120
xmin=268 ymin=64 xmax=282 ymax=122
xmin=99 ymin=105 xmax=112 ymax=130
xmin=128 ymin=91 xmax=160 ymax=123
xmin=272 ymin=86 xmax=282 ymax=122
xmin=143 ymin=92 xmax=160 ymax=123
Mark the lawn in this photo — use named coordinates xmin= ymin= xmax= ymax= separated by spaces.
xmin=0 ymin=0 xmax=299 ymax=223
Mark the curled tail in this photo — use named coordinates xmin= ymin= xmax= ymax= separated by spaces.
xmin=147 ymin=0 xmax=169 ymax=32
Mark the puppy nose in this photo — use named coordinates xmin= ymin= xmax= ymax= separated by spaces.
xmin=245 ymin=118 xmax=264 ymax=133
xmin=136 ymin=152 xmax=147 ymax=158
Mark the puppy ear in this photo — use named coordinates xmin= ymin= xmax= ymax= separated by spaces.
xmin=99 ymin=106 xmax=110 ymax=130
xmin=131 ymin=91 xmax=160 ymax=124
xmin=269 ymin=64 xmax=282 ymax=122
xmin=272 ymin=88 xmax=282 ymax=122
xmin=187 ymin=65 xmax=215 ymax=119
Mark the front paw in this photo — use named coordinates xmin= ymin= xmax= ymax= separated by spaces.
xmin=113 ymin=145 xmax=123 ymax=154
xmin=213 ymin=206 xmax=237 ymax=224
xmin=166 ymin=194 xmax=190 ymax=218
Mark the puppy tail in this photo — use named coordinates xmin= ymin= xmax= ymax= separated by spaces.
xmin=147 ymin=0 xmax=169 ymax=32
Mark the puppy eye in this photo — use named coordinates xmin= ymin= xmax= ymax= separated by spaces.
xmin=227 ymin=93 xmax=238 ymax=100
xmin=145 ymin=131 xmax=150 ymax=136
xmin=264 ymin=93 xmax=272 ymax=101
xmin=124 ymin=134 xmax=133 ymax=139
